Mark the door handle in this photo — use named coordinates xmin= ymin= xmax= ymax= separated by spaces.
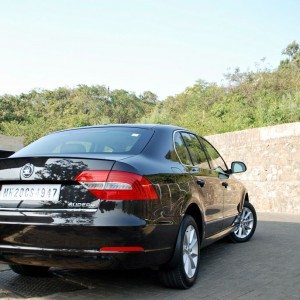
xmin=196 ymin=179 xmax=205 ymax=188
xmin=222 ymin=182 xmax=228 ymax=188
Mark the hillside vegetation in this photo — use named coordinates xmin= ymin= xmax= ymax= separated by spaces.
xmin=144 ymin=41 xmax=300 ymax=134
xmin=1 ymin=42 xmax=299 ymax=145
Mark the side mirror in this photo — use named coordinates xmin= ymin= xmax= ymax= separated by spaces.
xmin=230 ymin=161 xmax=247 ymax=174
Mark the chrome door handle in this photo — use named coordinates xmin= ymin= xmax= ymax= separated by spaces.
xmin=222 ymin=182 xmax=228 ymax=188
xmin=196 ymin=179 xmax=205 ymax=188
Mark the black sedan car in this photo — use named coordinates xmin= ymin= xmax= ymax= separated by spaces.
xmin=0 ymin=124 xmax=257 ymax=289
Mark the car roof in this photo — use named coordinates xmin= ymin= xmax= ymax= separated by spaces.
xmin=53 ymin=124 xmax=186 ymax=134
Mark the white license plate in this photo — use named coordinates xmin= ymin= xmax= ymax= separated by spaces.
xmin=0 ymin=184 xmax=61 ymax=202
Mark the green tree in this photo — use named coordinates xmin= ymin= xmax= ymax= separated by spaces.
xmin=280 ymin=41 xmax=300 ymax=68
xmin=1 ymin=41 xmax=299 ymax=145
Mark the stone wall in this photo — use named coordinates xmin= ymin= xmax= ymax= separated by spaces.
xmin=0 ymin=134 xmax=24 ymax=151
xmin=206 ymin=122 xmax=300 ymax=213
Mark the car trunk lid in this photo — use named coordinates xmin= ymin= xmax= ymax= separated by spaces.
xmin=0 ymin=156 xmax=116 ymax=210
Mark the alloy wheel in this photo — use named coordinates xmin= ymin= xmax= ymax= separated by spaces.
xmin=234 ymin=207 xmax=254 ymax=239
xmin=183 ymin=225 xmax=199 ymax=278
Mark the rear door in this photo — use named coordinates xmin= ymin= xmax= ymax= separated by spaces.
xmin=179 ymin=132 xmax=224 ymax=236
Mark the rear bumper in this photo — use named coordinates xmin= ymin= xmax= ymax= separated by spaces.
xmin=0 ymin=199 xmax=180 ymax=269
xmin=0 ymin=245 xmax=173 ymax=270
xmin=0 ymin=223 xmax=178 ymax=269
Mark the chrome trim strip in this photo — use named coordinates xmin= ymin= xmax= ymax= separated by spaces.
xmin=0 ymin=208 xmax=97 ymax=213
xmin=0 ymin=244 xmax=171 ymax=254
xmin=0 ymin=244 xmax=99 ymax=254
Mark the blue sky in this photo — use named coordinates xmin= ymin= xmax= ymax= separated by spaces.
xmin=0 ymin=0 xmax=299 ymax=99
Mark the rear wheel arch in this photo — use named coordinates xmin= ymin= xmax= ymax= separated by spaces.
xmin=159 ymin=214 xmax=200 ymax=288
xmin=185 ymin=203 xmax=204 ymax=243
xmin=167 ymin=203 xmax=204 ymax=269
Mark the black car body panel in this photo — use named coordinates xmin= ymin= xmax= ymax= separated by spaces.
xmin=0 ymin=150 xmax=14 ymax=159
xmin=0 ymin=124 xmax=246 ymax=269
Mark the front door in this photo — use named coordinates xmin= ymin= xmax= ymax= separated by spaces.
xmin=179 ymin=132 xmax=224 ymax=237
xmin=199 ymin=137 xmax=238 ymax=229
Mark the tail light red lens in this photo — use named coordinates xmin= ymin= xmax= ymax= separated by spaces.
xmin=75 ymin=170 xmax=158 ymax=201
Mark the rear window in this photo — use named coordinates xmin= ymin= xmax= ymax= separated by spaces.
xmin=13 ymin=127 xmax=153 ymax=157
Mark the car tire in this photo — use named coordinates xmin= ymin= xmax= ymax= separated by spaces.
xmin=229 ymin=201 xmax=257 ymax=243
xmin=9 ymin=264 xmax=50 ymax=277
xmin=159 ymin=215 xmax=200 ymax=289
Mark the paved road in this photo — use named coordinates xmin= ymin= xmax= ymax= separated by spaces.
xmin=0 ymin=213 xmax=299 ymax=300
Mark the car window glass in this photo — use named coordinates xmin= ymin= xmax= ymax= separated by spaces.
xmin=173 ymin=132 xmax=192 ymax=165
xmin=181 ymin=133 xmax=210 ymax=169
xmin=13 ymin=128 xmax=153 ymax=156
xmin=199 ymin=138 xmax=227 ymax=172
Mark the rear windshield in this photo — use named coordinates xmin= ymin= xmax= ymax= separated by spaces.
xmin=13 ymin=127 xmax=153 ymax=157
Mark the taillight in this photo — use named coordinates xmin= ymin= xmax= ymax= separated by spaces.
xmin=75 ymin=170 xmax=158 ymax=201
